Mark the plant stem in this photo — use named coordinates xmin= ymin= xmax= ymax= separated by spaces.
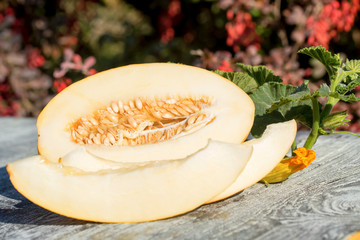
xmin=291 ymin=140 xmax=297 ymax=154
xmin=304 ymin=97 xmax=321 ymax=149
xmin=321 ymin=71 xmax=341 ymax=117
xmin=320 ymin=92 xmax=339 ymax=120
xmin=328 ymin=131 xmax=360 ymax=138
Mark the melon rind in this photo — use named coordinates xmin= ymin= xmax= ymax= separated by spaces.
xmin=37 ymin=63 xmax=255 ymax=163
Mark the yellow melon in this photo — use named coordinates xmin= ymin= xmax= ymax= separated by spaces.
xmin=7 ymin=141 xmax=253 ymax=223
xmin=37 ymin=63 xmax=255 ymax=163
xmin=209 ymin=120 xmax=297 ymax=203
xmin=6 ymin=63 xmax=297 ymax=223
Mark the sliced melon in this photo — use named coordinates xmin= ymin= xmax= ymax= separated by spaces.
xmin=59 ymin=147 xmax=130 ymax=172
xmin=208 ymin=120 xmax=297 ymax=203
xmin=7 ymin=63 xmax=298 ymax=223
xmin=7 ymin=141 xmax=253 ymax=223
xmin=60 ymin=120 xmax=297 ymax=202
xmin=37 ymin=63 xmax=254 ymax=163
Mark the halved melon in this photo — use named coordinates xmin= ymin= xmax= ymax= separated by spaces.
xmin=7 ymin=141 xmax=253 ymax=223
xmin=37 ymin=63 xmax=255 ymax=163
xmin=7 ymin=63 xmax=298 ymax=223
xmin=209 ymin=120 xmax=297 ymax=203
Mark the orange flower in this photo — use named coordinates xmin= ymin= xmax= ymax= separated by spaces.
xmin=261 ymin=147 xmax=316 ymax=184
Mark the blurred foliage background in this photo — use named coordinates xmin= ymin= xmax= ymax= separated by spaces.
xmin=0 ymin=0 xmax=360 ymax=130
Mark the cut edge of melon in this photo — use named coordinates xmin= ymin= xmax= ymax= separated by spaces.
xmin=7 ymin=140 xmax=253 ymax=223
xmin=208 ymin=119 xmax=297 ymax=203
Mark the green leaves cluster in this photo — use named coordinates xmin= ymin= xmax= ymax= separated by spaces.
xmin=215 ymin=46 xmax=360 ymax=148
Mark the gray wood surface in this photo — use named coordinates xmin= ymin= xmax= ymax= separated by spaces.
xmin=1 ymin=117 xmax=360 ymax=240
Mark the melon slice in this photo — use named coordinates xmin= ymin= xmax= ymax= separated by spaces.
xmin=37 ymin=63 xmax=254 ymax=163
xmin=208 ymin=120 xmax=297 ymax=203
xmin=7 ymin=141 xmax=253 ymax=223
xmin=59 ymin=147 xmax=130 ymax=172
xmin=60 ymin=120 xmax=297 ymax=199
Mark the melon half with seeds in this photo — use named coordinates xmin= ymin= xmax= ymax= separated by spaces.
xmin=37 ymin=63 xmax=255 ymax=163
xmin=7 ymin=63 xmax=297 ymax=223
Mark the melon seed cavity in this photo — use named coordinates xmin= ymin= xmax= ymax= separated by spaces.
xmin=69 ymin=96 xmax=216 ymax=146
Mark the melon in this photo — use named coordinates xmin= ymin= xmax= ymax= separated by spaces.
xmin=7 ymin=141 xmax=253 ymax=223
xmin=37 ymin=63 xmax=255 ymax=163
xmin=59 ymin=120 xmax=297 ymax=204
xmin=6 ymin=63 xmax=298 ymax=223
xmin=209 ymin=120 xmax=297 ymax=203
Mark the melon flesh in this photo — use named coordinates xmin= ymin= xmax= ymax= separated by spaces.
xmin=37 ymin=63 xmax=254 ymax=163
xmin=7 ymin=141 xmax=253 ymax=223
xmin=59 ymin=147 xmax=131 ymax=172
xmin=60 ymin=120 xmax=297 ymax=200
xmin=209 ymin=120 xmax=297 ymax=203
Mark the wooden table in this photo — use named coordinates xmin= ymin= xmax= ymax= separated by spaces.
xmin=1 ymin=117 xmax=360 ymax=240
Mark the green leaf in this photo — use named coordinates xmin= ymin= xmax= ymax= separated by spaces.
xmin=328 ymin=92 xmax=360 ymax=102
xmin=214 ymin=64 xmax=282 ymax=94
xmin=251 ymin=111 xmax=288 ymax=138
xmin=250 ymin=82 xmax=313 ymax=137
xmin=336 ymin=78 xmax=360 ymax=94
xmin=322 ymin=111 xmax=350 ymax=130
xmin=334 ymin=59 xmax=360 ymax=92
xmin=344 ymin=59 xmax=360 ymax=72
xmin=214 ymin=70 xmax=258 ymax=94
xmin=318 ymin=83 xmax=331 ymax=96
xmin=250 ymin=82 xmax=296 ymax=115
xmin=236 ymin=63 xmax=282 ymax=86
xmin=312 ymin=82 xmax=360 ymax=102
xmin=298 ymin=46 xmax=341 ymax=80
xmin=335 ymin=68 xmax=360 ymax=87
xmin=268 ymin=81 xmax=312 ymax=113
xmin=310 ymin=82 xmax=360 ymax=103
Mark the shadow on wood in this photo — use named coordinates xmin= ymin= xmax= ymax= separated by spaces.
xmin=0 ymin=166 xmax=91 ymax=226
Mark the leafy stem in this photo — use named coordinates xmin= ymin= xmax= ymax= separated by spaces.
xmin=320 ymin=70 xmax=343 ymax=119
xmin=304 ymin=97 xmax=321 ymax=149
xmin=216 ymin=46 xmax=360 ymax=152
xmin=215 ymin=46 xmax=360 ymax=185
xmin=321 ymin=97 xmax=339 ymax=119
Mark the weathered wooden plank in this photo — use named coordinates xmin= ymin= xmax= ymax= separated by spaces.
xmin=1 ymin=117 xmax=360 ymax=240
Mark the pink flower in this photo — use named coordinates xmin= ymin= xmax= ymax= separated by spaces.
xmin=27 ymin=48 xmax=45 ymax=68
xmin=218 ymin=60 xmax=233 ymax=72
xmin=53 ymin=78 xmax=72 ymax=93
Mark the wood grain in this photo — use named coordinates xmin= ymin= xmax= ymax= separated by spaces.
xmin=1 ymin=117 xmax=360 ymax=240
